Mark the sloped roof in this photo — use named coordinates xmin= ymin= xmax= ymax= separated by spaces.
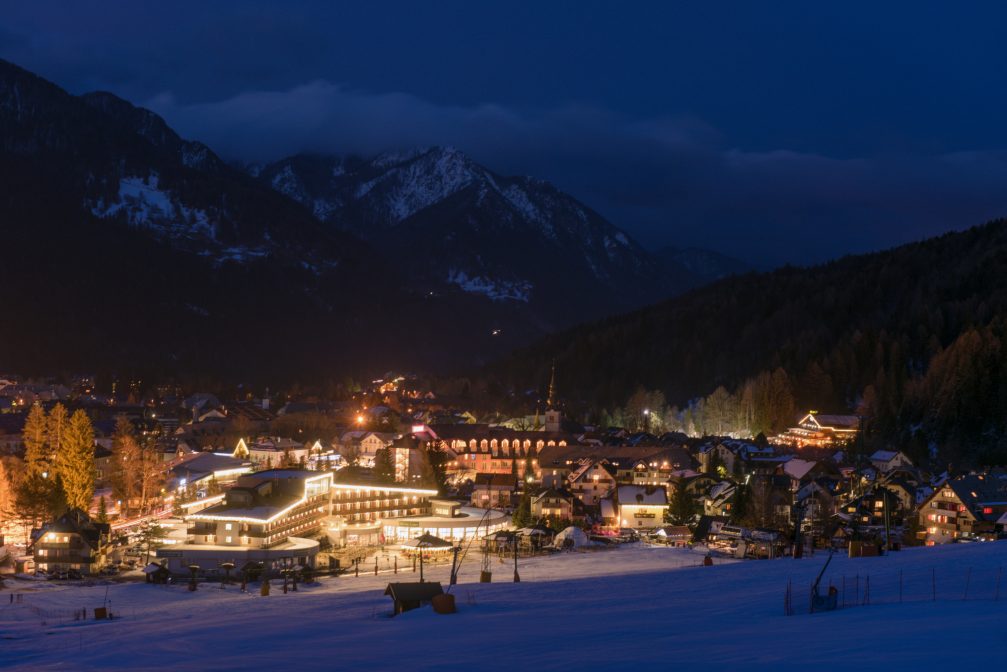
xmin=473 ymin=473 xmax=516 ymax=488
xmin=617 ymin=485 xmax=668 ymax=506
xmin=870 ymin=450 xmax=901 ymax=462
xmin=384 ymin=581 xmax=444 ymax=602
xmin=33 ymin=509 xmax=108 ymax=550
xmin=783 ymin=458 xmax=817 ymax=481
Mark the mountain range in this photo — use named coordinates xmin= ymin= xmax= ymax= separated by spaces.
xmin=0 ymin=58 xmax=738 ymax=380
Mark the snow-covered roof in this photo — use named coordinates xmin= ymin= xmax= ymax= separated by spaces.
xmin=783 ymin=458 xmax=817 ymax=481
xmin=870 ymin=450 xmax=900 ymax=462
xmin=617 ymin=485 xmax=668 ymax=506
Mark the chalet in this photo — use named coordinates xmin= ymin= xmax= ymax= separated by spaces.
xmin=703 ymin=481 xmax=737 ymax=517
xmin=774 ymin=412 xmax=860 ymax=449
xmin=31 ymin=509 xmax=110 ymax=576
xmin=531 ymin=487 xmax=576 ymax=521
xmin=234 ymin=437 xmax=310 ymax=468
xmin=917 ymin=474 xmax=1007 ymax=545
xmin=471 ymin=473 xmax=516 ymax=509
xmin=355 ymin=432 xmax=398 ymax=468
xmin=610 ymin=485 xmax=668 ymax=530
xmin=869 ymin=450 xmax=913 ymax=474
xmin=568 ymin=460 xmax=618 ymax=505
xmin=532 ymin=444 xmax=686 ymax=490
xmin=840 ymin=488 xmax=903 ymax=531
xmin=697 ymin=441 xmax=741 ymax=476
xmin=672 ymin=473 xmax=719 ymax=498
xmin=877 ymin=477 xmax=917 ymax=512
xmin=624 ymin=447 xmax=694 ymax=486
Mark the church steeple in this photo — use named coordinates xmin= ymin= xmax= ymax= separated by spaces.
xmin=546 ymin=363 xmax=556 ymax=410
xmin=544 ymin=363 xmax=561 ymax=432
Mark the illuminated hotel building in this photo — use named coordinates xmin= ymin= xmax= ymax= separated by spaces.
xmin=773 ymin=412 xmax=860 ymax=448
xmin=158 ymin=469 xmax=438 ymax=573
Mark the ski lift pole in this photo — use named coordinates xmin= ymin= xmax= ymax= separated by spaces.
xmin=513 ymin=536 xmax=520 ymax=583
xmin=449 ymin=546 xmax=460 ymax=586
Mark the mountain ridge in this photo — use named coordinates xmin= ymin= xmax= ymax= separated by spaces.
xmin=484 ymin=219 xmax=1007 ymax=462
xmin=0 ymin=57 xmax=728 ymax=377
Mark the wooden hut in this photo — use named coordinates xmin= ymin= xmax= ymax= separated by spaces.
xmin=384 ymin=581 xmax=444 ymax=615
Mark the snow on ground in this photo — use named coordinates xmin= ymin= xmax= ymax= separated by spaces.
xmin=3 ymin=542 xmax=1007 ymax=671
xmin=446 ymin=268 xmax=532 ymax=302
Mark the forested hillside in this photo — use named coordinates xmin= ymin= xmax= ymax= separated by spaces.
xmin=489 ymin=221 xmax=1007 ymax=466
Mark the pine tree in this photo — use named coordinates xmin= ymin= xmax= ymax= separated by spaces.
xmin=47 ymin=403 xmax=70 ymax=482
xmin=97 ymin=495 xmax=108 ymax=523
xmin=512 ymin=490 xmax=532 ymax=527
xmin=15 ymin=403 xmax=64 ymax=527
xmin=731 ymin=483 xmax=750 ymax=524
xmin=373 ymin=448 xmax=395 ymax=484
xmin=667 ymin=484 xmax=697 ymax=527
xmin=23 ymin=403 xmax=48 ymax=475
xmin=61 ymin=410 xmax=95 ymax=512
xmin=415 ymin=445 xmax=447 ymax=491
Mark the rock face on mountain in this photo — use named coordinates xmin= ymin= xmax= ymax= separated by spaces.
xmin=254 ymin=148 xmax=695 ymax=325
xmin=0 ymin=60 xmax=361 ymax=269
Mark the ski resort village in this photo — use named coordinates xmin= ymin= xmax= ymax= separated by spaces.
xmin=2 ymin=375 xmax=1007 ymax=669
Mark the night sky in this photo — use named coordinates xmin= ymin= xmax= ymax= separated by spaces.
xmin=4 ymin=1 xmax=1007 ymax=266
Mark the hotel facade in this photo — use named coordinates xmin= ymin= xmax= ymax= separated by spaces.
xmin=158 ymin=469 xmax=440 ymax=573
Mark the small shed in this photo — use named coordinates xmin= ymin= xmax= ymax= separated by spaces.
xmin=143 ymin=562 xmax=171 ymax=584
xmin=384 ymin=581 xmax=444 ymax=615
xmin=653 ymin=525 xmax=692 ymax=546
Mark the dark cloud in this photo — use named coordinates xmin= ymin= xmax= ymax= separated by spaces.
xmin=4 ymin=1 xmax=1007 ymax=266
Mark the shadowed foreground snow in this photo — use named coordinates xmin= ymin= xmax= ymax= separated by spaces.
xmin=3 ymin=543 xmax=1007 ymax=670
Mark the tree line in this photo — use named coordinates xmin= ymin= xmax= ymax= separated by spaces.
xmin=491 ymin=219 xmax=1007 ymax=468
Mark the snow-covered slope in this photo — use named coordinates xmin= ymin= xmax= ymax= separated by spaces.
xmin=4 ymin=542 xmax=1007 ymax=670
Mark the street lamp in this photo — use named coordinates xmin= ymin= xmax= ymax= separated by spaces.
xmin=643 ymin=409 xmax=650 ymax=434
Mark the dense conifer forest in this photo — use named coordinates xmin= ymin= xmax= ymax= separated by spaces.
xmin=489 ymin=221 xmax=1007 ymax=466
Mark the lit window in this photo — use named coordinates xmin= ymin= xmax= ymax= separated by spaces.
xmin=226 ymin=536 xmax=232 ymax=543
xmin=225 ymin=523 xmax=232 ymax=531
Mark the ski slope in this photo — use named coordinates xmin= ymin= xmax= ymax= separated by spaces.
xmin=3 ymin=542 xmax=1006 ymax=671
